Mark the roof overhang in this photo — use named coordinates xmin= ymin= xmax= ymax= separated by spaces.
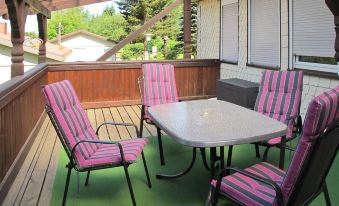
xmin=0 ymin=0 xmax=112 ymax=18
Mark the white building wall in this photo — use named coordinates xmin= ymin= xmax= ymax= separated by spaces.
xmin=0 ymin=45 xmax=55 ymax=84
xmin=197 ymin=0 xmax=339 ymax=117
xmin=60 ymin=34 xmax=116 ymax=62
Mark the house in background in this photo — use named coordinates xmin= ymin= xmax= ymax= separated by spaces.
xmin=196 ymin=0 xmax=339 ymax=117
xmin=49 ymin=30 xmax=117 ymax=62
xmin=0 ymin=23 xmax=71 ymax=84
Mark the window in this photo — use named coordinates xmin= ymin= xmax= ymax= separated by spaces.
xmin=291 ymin=0 xmax=338 ymax=73
xmin=221 ymin=0 xmax=238 ymax=63
xmin=248 ymin=0 xmax=280 ymax=68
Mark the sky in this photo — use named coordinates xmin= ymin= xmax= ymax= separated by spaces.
xmin=0 ymin=1 xmax=118 ymax=33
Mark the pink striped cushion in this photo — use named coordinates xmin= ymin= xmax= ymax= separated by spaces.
xmin=255 ymin=71 xmax=303 ymax=144
xmin=141 ymin=63 xmax=179 ymax=119
xmin=211 ymin=162 xmax=285 ymax=206
xmin=78 ymin=138 xmax=148 ymax=170
xmin=42 ymin=80 xmax=148 ymax=170
xmin=281 ymin=86 xmax=339 ymax=203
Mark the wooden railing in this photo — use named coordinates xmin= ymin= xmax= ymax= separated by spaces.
xmin=0 ymin=64 xmax=48 ymax=201
xmin=0 ymin=59 xmax=220 ymax=202
xmin=48 ymin=59 xmax=220 ymax=108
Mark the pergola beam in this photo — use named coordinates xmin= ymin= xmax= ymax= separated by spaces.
xmin=183 ymin=0 xmax=192 ymax=59
xmin=97 ymin=0 xmax=183 ymax=61
xmin=325 ymin=0 xmax=339 ymax=61
xmin=24 ymin=0 xmax=51 ymax=18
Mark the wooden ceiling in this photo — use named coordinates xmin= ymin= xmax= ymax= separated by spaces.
xmin=0 ymin=0 xmax=112 ymax=18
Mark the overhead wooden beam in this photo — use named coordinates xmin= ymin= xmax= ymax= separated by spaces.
xmin=24 ymin=0 xmax=50 ymax=18
xmin=325 ymin=0 xmax=339 ymax=61
xmin=41 ymin=0 xmax=110 ymax=11
xmin=183 ymin=0 xmax=192 ymax=59
xmin=97 ymin=0 xmax=183 ymax=61
xmin=37 ymin=13 xmax=47 ymax=63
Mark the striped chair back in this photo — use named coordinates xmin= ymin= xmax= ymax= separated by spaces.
xmin=141 ymin=63 xmax=179 ymax=107
xmin=42 ymin=80 xmax=100 ymax=166
xmin=254 ymin=71 xmax=303 ymax=139
xmin=281 ymin=86 xmax=339 ymax=205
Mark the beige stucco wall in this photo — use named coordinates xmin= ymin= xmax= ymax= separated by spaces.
xmin=197 ymin=0 xmax=339 ymax=117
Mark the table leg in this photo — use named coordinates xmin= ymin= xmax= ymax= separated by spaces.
xmin=279 ymin=136 xmax=286 ymax=170
xmin=226 ymin=146 xmax=233 ymax=175
xmin=156 ymin=147 xmax=197 ymax=179
xmin=210 ymin=147 xmax=216 ymax=180
xmin=200 ymin=148 xmax=210 ymax=171
xmin=220 ymin=146 xmax=225 ymax=170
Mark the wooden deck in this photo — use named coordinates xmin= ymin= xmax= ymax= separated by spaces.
xmin=2 ymin=105 xmax=156 ymax=206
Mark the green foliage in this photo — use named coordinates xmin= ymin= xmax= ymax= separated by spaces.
xmin=117 ymin=0 xmax=181 ymax=41
xmin=121 ymin=43 xmax=145 ymax=60
xmin=88 ymin=5 xmax=127 ymax=42
xmin=25 ymin=32 xmax=37 ymax=38
xmin=47 ymin=8 xmax=89 ymax=39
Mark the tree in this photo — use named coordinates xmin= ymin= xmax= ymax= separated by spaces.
xmin=121 ymin=43 xmax=145 ymax=60
xmin=88 ymin=5 xmax=127 ymax=42
xmin=47 ymin=8 xmax=89 ymax=39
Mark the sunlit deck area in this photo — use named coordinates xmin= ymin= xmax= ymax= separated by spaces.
xmin=2 ymin=105 xmax=158 ymax=206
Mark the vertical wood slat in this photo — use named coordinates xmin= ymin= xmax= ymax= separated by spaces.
xmin=0 ymin=65 xmax=48 ymax=203
xmin=47 ymin=60 xmax=220 ymax=109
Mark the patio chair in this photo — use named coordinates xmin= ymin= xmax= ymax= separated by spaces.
xmin=207 ymin=86 xmax=339 ymax=206
xmin=41 ymin=80 xmax=151 ymax=206
xmin=253 ymin=71 xmax=303 ymax=169
xmin=138 ymin=63 xmax=179 ymax=165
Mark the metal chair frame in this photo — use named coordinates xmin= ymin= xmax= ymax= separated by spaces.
xmin=45 ymin=105 xmax=152 ymax=206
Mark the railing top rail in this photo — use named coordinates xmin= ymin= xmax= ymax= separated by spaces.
xmin=47 ymin=59 xmax=220 ymax=71
xmin=0 ymin=63 xmax=48 ymax=109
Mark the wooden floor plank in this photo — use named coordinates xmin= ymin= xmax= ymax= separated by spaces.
xmin=18 ymin=125 xmax=57 ymax=206
xmin=109 ymin=107 xmax=131 ymax=140
xmin=2 ymin=117 xmax=50 ymax=206
xmin=116 ymin=107 xmax=137 ymax=138
xmin=37 ymin=140 xmax=60 ymax=206
xmin=101 ymin=108 xmax=120 ymax=140
xmin=94 ymin=108 xmax=110 ymax=140
xmin=124 ymin=106 xmax=152 ymax=138
xmin=86 ymin=109 xmax=97 ymax=130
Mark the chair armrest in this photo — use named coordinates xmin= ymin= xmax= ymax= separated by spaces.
xmin=70 ymin=139 xmax=126 ymax=166
xmin=96 ymin=122 xmax=140 ymax=138
xmin=215 ymin=167 xmax=284 ymax=206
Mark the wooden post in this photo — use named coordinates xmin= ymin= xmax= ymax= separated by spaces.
xmin=5 ymin=0 xmax=28 ymax=78
xmin=37 ymin=13 xmax=47 ymax=63
xmin=325 ymin=0 xmax=339 ymax=61
xmin=183 ymin=0 xmax=192 ymax=59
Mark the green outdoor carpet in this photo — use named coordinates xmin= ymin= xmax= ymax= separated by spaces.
xmin=50 ymin=136 xmax=339 ymax=206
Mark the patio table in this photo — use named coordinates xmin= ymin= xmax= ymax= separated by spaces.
xmin=148 ymin=99 xmax=287 ymax=179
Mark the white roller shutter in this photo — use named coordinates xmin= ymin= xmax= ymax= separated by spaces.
xmin=249 ymin=0 xmax=280 ymax=68
xmin=292 ymin=0 xmax=335 ymax=58
xmin=221 ymin=2 xmax=238 ymax=63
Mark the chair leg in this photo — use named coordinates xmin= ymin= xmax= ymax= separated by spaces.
xmin=157 ymin=127 xmax=165 ymax=165
xmin=62 ymin=165 xmax=72 ymax=206
xmin=262 ymin=146 xmax=270 ymax=162
xmin=205 ymin=186 xmax=213 ymax=206
xmin=123 ymin=164 xmax=136 ymax=206
xmin=279 ymin=143 xmax=286 ymax=170
xmin=323 ymin=183 xmax=332 ymax=206
xmin=85 ymin=171 xmax=90 ymax=186
xmin=139 ymin=118 xmax=144 ymax=138
xmin=255 ymin=144 xmax=261 ymax=158
xmin=141 ymin=151 xmax=152 ymax=188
